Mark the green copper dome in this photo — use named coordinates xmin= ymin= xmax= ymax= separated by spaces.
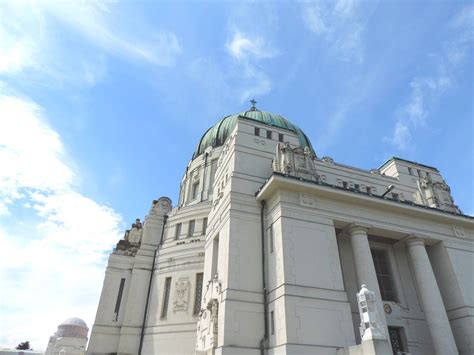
xmin=193 ymin=109 xmax=314 ymax=159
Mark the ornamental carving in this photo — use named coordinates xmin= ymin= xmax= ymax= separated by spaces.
xmin=272 ymin=142 xmax=318 ymax=182
xmin=149 ymin=196 xmax=172 ymax=216
xmin=173 ymin=278 xmax=190 ymax=311
xmin=196 ymin=277 xmax=221 ymax=352
xmin=453 ymin=225 xmax=466 ymax=238
xmin=113 ymin=218 xmax=143 ymax=256
xmin=299 ymin=193 xmax=315 ymax=207
xmin=417 ymin=177 xmax=460 ymax=214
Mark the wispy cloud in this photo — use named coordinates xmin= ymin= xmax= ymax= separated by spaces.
xmin=227 ymin=32 xmax=277 ymax=61
xmin=386 ymin=5 xmax=474 ymax=150
xmin=226 ymin=31 xmax=277 ymax=102
xmin=0 ymin=92 xmax=123 ymax=349
xmin=0 ymin=1 xmax=181 ymax=86
xmin=43 ymin=1 xmax=181 ymax=67
xmin=301 ymin=0 xmax=369 ymax=62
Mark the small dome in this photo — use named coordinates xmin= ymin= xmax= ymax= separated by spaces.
xmin=56 ymin=318 xmax=89 ymax=339
xmin=60 ymin=318 xmax=88 ymax=328
xmin=193 ymin=109 xmax=314 ymax=159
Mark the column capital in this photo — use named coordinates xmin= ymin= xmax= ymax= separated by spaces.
xmin=346 ymin=223 xmax=371 ymax=235
xmin=404 ymin=235 xmax=425 ymax=248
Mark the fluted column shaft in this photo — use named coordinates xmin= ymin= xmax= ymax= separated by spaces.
xmin=406 ymin=237 xmax=458 ymax=355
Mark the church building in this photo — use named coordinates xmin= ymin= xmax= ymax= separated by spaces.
xmin=87 ymin=104 xmax=473 ymax=355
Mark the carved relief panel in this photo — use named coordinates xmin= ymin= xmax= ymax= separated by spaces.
xmin=173 ymin=277 xmax=190 ymax=312
xmin=272 ymin=142 xmax=318 ymax=182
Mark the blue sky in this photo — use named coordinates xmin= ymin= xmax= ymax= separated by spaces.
xmin=0 ymin=0 xmax=472 ymax=350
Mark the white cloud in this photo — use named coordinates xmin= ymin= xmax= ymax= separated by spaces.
xmin=387 ymin=5 xmax=473 ymax=151
xmin=42 ymin=1 xmax=181 ymax=67
xmin=391 ymin=121 xmax=412 ymax=151
xmin=226 ymin=31 xmax=277 ymax=102
xmin=301 ymin=0 xmax=368 ymax=62
xmin=0 ymin=0 xmax=181 ymax=84
xmin=0 ymin=93 xmax=123 ymax=349
xmin=227 ymin=32 xmax=276 ymax=61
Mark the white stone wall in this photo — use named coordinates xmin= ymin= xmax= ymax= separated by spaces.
xmin=88 ymin=115 xmax=473 ymax=355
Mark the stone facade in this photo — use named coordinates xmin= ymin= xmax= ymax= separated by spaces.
xmin=87 ymin=109 xmax=473 ymax=355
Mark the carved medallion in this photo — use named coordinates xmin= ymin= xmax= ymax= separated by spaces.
xmin=383 ymin=303 xmax=392 ymax=314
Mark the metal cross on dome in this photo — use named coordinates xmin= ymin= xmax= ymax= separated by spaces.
xmin=250 ymin=99 xmax=257 ymax=111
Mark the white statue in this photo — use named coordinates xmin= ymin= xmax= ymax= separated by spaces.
xmin=357 ymin=284 xmax=386 ymax=341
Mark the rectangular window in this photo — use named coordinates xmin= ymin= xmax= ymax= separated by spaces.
xmin=211 ymin=235 xmax=219 ymax=278
xmin=371 ymin=249 xmax=397 ymax=302
xmin=175 ymin=223 xmax=182 ymax=240
xmin=269 ymin=224 xmax=274 ymax=253
xmin=342 ymin=181 xmax=349 ymax=189
xmin=270 ymin=311 xmax=275 ymax=335
xmin=202 ymin=218 xmax=208 ymax=236
xmin=391 ymin=192 xmax=399 ymax=200
xmin=209 ymin=159 xmax=218 ymax=192
xmin=188 ymin=220 xmax=195 ymax=237
xmin=278 ymin=133 xmax=284 ymax=142
xmin=266 ymin=130 xmax=272 ymax=139
xmin=408 ymin=167 xmax=413 ymax=175
xmin=417 ymin=169 xmax=422 ymax=177
xmin=161 ymin=277 xmax=172 ymax=318
xmin=112 ymin=278 xmax=126 ymax=322
xmin=193 ymin=273 xmax=204 ymax=315
xmin=388 ymin=327 xmax=406 ymax=353
xmin=366 ymin=186 xmax=372 ymax=194
xmin=192 ymin=182 xmax=199 ymax=200
xmin=354 ymin=184 xmax=360 ymax=191
xmin=254 ymin=127 xmax=260 ymax=136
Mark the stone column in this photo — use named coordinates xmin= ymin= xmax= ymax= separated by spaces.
xmin=406 ymin=237 xmax=459 ymax=355
xmin=348 ymin=226 xmax=383 ymax=303
xmin=348 ymin=225 xmax=390 ymax=343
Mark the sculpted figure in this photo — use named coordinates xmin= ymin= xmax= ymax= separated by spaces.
xmin=131 ymin=218 xmax=142 ymax=229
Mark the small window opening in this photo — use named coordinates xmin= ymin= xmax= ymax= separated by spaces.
xmin=161 ymin=277 xmax=172 ymax=318
xmin=278 ymin=133 xmax=284 ymax=142
xmin=266 ymin=130 xmax=272 ymax=139
xmin=175 ymin=223 xmax=182 ymax=240
xmin=193 ymin=273 xmax=204 ymax=315
xmin=192 ymin=182 xmax=199 ymax=200
xmin=269 ymin=224 xmax=274 ymax=254
xmin=388 ymin=327 xmax=406 ymax=353
xmin=112 ymin=278 xmax=125 ymax=322
xmin=211 ymin=235 xmax=219 ymax=278
xmin=270 ymin=311 xmax=275 ymax=335
xmin=202 ymin=218 xmax=208 ymax=236
xmin=254 ymin=127 xmax=260 ymax=136
xmin=188 ymin=220 xmax=195 ymax=238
